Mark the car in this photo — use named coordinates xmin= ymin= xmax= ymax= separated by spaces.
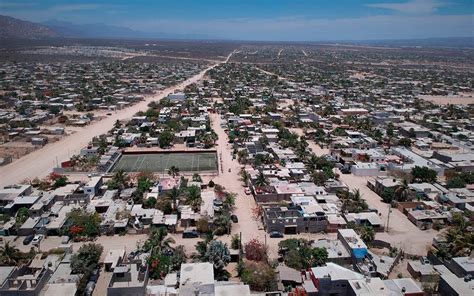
xmin=61 ymin=235 xmax=70 ymax=244
xmin=420 ymin=256 xmax=430 ymax=265
xmin=23 ymin=234 xmax=34 ymax=245
xmin=269 ymin=231 xmax=284 ymax=238
xmin=182 ymin=230 xmax=199 ymax=238
xmin=231 ymin=214 xmax=238 ymax=223
xmin=106 ymin=113 xmax=112 ymax=116
xmin=85 ymin=281 xmax=96 ymax=296
xmin=89 ymin=268 xmax=100 ymax=283
xmin=32 ymin=234 xmax=44 ymax=246
xmin=127 ymin=250 xmax=141 ymax=260
xmin=244 ymin=188 xmax=251 ymax=195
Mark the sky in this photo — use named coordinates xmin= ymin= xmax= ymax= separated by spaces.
xmin=0 ymin=0 xmax=473 ymax=41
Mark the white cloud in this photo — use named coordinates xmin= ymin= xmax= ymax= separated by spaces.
xmin=50 ymin=4 xmax=102 ymax=13
xmin=366 ymin=0 xmax=449 ymax=15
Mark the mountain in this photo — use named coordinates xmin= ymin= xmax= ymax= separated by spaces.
xmin=42 ymin=19 xmax=151 ymax=39
xmin=0 ymin=15 xmax=59 ymax=39
xmin=42 ymin=19 xmax=215 ymax=40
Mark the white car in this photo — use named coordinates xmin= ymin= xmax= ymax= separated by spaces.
xmin=32 ymin=235 xmax=44 ymax=246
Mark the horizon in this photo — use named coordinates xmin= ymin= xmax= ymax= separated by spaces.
xmin=0 ymin=0 xmax=473 ymax=41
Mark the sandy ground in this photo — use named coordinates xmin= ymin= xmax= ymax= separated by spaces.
xmin=0 ymin=52 xmax=234 ymax=188
xmin=419 ymin=93 xmax=474 ymax=105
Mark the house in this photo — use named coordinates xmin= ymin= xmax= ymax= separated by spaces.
xmin=0 ymin=265 xmax=52 ymax=296
xmin=302 ymin=263 xmax=364 ymax=296
xmin=107 ymin=260 xmax=149 ymax=296
xmin=338 ymin=229 xmax=368 ymax=262
xmin=104 ymin=249 xmax=125 ymax=272
xmin=344 ymin=212 xmax=384 ymax=232
xmin=84 ymin=176 xmax=103 ymax=197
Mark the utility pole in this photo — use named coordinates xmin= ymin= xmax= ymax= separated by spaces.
xmin=386 ymin=204 xmax=392 ymax=232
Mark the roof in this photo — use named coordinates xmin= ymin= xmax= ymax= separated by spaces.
xmin=384 ymin=278 xmax=423 ymax=294
xmin=215 ymin=283 xmax=251 ymax=296
xmin=311 ymin=263 xmax=364 ymax=281
xmin=0 ymin=266 xmax=15 ymax=286
xmin=180 ymin=262 xmax=214 ymax=286
xmin=452 ymin=256 xmax=474 ymax=273
xmin=277 ymin=265 xmax=302 ymax=283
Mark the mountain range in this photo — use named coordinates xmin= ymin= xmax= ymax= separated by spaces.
xmin=0 ymin=14 xmax=472 ymax=48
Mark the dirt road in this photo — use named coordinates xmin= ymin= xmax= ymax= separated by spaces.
xmin=292 ymin=127 xmax=437 ymax=255
xmin=0 ymin=52 xmax=234 ymax=188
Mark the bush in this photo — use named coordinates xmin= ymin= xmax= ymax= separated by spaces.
xmin=241 ymin=260 xmax=277 ymax=292
xmin=244 ymin=239 xmax=267 ymax=262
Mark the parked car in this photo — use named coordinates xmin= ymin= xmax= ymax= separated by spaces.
xmin=231 ymin=214 xmax=239 ymax=223
xmin=244 ymin=188 xmax=251 ymax=195
xmin=85 ymin=281 xmax=96 ymax=296
xmin=89 ymin=268 xmax=100 ymax=283
xmin=128 ymin=250 xmax=141 ymax=260
xmin=23 ymin=234 xmax=34 ymax=245
xmin=420 ymin=256 xmax=430 ymax=265
xmin=61 ymin=236 xmax=70 ymax=244
xmin=182 ymin=230 xmax=199 ymax=238
xmin=269 ymin=231 xmax=284 ymax=238
xmin=32 ymin=234 xmax=44 ymax=246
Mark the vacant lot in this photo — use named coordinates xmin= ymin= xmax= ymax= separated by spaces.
xmin=419 ymin=93 xmax=474 ymax=105
xmin=112 ymin=152 xmax=218 ymax=173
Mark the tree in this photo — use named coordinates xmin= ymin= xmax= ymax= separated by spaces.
xmin=231 ymin=234 xmax=241 ymax=250
xmin=108 ymin=170 xmax=129 ymax=190
xmin=144 ymin=227 xmax=175 ymax=254
xmin=241 ymin=260 xmax=277 ymax=292
xmin=168 ymin=166 xmax=180 ymax=178
xmin=70 ymin=243 xmax=103 ymax=274
xmin=205 ymin=240 xmax=231 ymax=274
xmin=159 ymin=130 xmax=174 ymax=148
xmin=255 ymin=171 xmax=269 ymax=187
xmin=312 ymin=247 xmax=328 ymax=266
xmin=15 ymin=207 xmax=29 ymax=226
xmin=67 ymin=208 xmax=101 ymax=238
xmin=398 ymin=137 xmax=412 ymax=147
xmin=244 ymin=239 xmax=267 ymax=262
xmin=359 ymin=226 xmax=375 ymax=243
xmin=0 ymin=242 xmax=20 ymax=265
xmin=192 ymin=173 xmax=203 ymax=183
xmin=411 ymin=166 xmax=437 ymax=183
xmin=185 ymin=185 xmax=202 ymax=211
xmin=394 ymin=179 xmax=410 ymax=202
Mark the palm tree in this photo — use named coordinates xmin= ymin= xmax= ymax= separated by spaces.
xmin=394 ymin=179 xmax=410 ymax=202
xmin=167 ymin=187 xmax=181 ymax=212
xmin=144 ymin=227 xmax=175 ymax=253
xmin=186 ymin=186 xmax=202 ymax=211
xmin=255 ymin=171 xmax=269 ymax=188
xmin=168 ymin=166 xmax=180 ymax=178
xmin=0 ymin=242 xmax=20 ymax=265
xmin=240 ymin=169 xmax=250 ymax=185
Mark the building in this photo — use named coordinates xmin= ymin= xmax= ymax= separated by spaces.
xmin=107 ymin=261 xmax=149 ymax=296
xmin=338 ymin=229 xmax=368 ymax=262
xmin=84 ymin=176 xmax=103 ymax=197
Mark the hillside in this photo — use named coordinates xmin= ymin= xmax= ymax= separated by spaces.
xmin=0 ymin=15 xmax=59 ymax=39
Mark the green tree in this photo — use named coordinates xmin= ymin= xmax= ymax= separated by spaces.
xmin=255 ymin=171 xmax=269 ymax=187
xmin=312 ymin=247 xmax=328 ymax=266
xmin=15 ymin=207 xmax=29 ymax=226
xmin=205 ymin=240 xmax=231 ymax=275
xmin=159 ymin=130 xmax=174 ymax=148
xmin=168 ymin=166 xmax=180 ymax=178
xmin=0 ymin=242 xmax=20 ymax=265
xmin=241 ymin=260 xmax=277 ymax=292
xmin=411 ymin=166 xmax=437 ymax=183
xmin=70 ymin=243 xmax=103 ymax=274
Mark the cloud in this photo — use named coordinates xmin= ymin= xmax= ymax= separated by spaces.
xmin=366 ymin=0 xmax=449 ymax=15
xmin=50 ymin=4 xmax=102 ymax=13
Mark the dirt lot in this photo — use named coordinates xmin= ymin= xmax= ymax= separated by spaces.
xmin=419 ymin=92 xmax=474 ymax=105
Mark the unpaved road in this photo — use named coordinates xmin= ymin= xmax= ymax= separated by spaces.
xmin=0 ymin=52 xmax=234 ymax=188
xmin=292 ymin=127 xmax=437 ymax=255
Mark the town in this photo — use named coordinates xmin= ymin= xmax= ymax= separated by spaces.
xmin=0 ymin=39 xmax=473 ymax=296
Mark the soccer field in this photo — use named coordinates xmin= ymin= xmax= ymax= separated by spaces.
xmin=112 ymin=152 xmax=218 ymax=173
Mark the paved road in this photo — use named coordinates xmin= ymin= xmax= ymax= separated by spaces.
xmin=0 ymin=52 xmax=234 ymax=188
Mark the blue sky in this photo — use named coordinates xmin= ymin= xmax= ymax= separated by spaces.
xmin=1 ymin=0 xmax=473 ymax=40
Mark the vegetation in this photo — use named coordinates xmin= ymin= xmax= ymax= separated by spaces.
xmin=240 ymin=260 xmax=277 ymax=292
xmin=278 ymin=239 xmax=328 ymax=269
xmin=244 ymin=239 xmax=267 ymax=262
xmin=67 ymin=208 xmax=101 ymax=239
xmin=411 ymin=166 xmax=437 ymax=183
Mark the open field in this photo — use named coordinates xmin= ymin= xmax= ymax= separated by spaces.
xmin=112 ymin=151 xmax=218 ymax=173
xmin=418 ymin=93 xmax=474 ymax=105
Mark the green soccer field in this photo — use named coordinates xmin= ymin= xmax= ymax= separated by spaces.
xmin=112 ymin=152 xmax=218 ymax=173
